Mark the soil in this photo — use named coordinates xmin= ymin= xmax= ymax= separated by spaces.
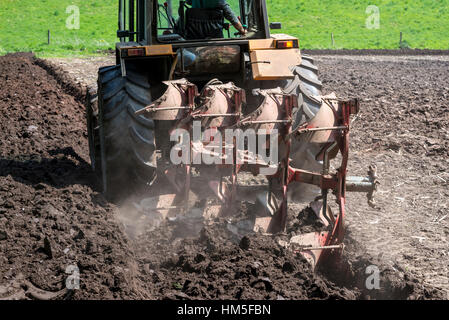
xmin=132 ymin=220 xmax=360 ymax=300
xmin=0 ymin=52 xmax=447 ymax=300
xmin=315 ymin=55 xmax=449 ymax=295
xmin=302 ymin=49 xmax=449 ymax=56
xmin=0 ymin=53 xmax=143 ymax=299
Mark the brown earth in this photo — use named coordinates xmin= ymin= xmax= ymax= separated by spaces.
xmin=315 ymin=55 xmax=448 ymax=295
xmin=0 ymin=53 xmax=143 ymax=299
xmin=0 ymin=52 xmax=447 ymax=300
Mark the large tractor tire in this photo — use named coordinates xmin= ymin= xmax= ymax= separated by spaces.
xmin=285 ymin=55 xmax=324 ymax=201
xmin=87 ymin=64 xmax=157 ymax=199
xmin=248 ymin=55 xmax=323 ymax=201
xmin=86 ymin=85 xmax=103 ymax=190
xmin=285 ymin=55 xmax=323 ymax=126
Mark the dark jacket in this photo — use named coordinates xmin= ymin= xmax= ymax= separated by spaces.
xmin=186 ymin=0 xmax=239 ymax=25
xmin=184 ymin=0 xmax=239 ymax=39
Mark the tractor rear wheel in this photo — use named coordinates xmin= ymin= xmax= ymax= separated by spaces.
xmin=285 ymin=55 xmax=323 ymax=127
xmin=88 ymin=64 xmax=157 ymax=199
xmin=248 ymin=55 xmax=323 ymax=201
xmin=285 ymin=55 xmax=324 ymax=201
xmin=86 ymin=86 xmax=101 ymax=178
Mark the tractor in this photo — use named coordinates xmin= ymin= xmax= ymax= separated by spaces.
xmin=86 ymin=0 xmax=378 ymax=268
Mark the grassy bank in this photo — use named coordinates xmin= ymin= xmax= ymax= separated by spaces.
xmin=267 ymin=0 xmax=449 ymax=49
xmin=0 ymin=0 xmax=447 ymax=57
xmin=0 ymin=0 xmax=117 ymax=57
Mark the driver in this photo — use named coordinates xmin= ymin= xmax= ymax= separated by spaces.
xmin=185 ymin=0 xmax=247 ymax=38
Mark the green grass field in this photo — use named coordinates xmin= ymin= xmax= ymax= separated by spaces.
xmin=268 ymin=0 xmax=449 ymax=50
xmin=0 ymin=0 xmax=447 ymax=57
xmin=0 ymin=0 xmax=117 ymax=57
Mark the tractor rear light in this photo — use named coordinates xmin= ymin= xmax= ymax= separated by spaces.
xmin=276 ymin=40 xmax=299 ymax=49
xmin=122 ymin=48 xmax=146 ymax=57
xmin=128 ymin=48 xmax=146 ymax=56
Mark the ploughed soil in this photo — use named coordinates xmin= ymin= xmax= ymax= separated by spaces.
xmin=0 ymin=52 xmax=447 ymax=300
xmin=0 ymin=53 xmax=146 ymax=299
xmin=315 ymin=54 xmax=449 ymax=295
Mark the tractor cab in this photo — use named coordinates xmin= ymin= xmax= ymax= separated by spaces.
xmin=115 ymin=0 xmax=299 ymax=84
xmin=117 ymin=0 xmax=271 ymax=45
xmin=155 ymin=0 xmax=269 ymax=42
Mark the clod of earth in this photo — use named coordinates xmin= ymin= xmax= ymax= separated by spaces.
xmin=43 ymin=237 xmax=53 ymax=259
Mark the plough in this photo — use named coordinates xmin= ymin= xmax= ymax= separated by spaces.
xmin=132 ymin=79 xmax=378 ymax=268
